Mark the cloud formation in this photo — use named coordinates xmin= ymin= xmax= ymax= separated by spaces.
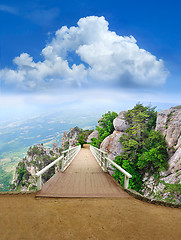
xmin=0 ymin=16 xmax=169 ymax=91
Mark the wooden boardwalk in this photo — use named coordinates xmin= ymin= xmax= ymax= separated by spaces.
xmin=36 ymin=145 xmax=130 ymax=198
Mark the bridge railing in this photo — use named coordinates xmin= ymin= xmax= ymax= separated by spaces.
xmin=90 ymin=145 xmax=132 ymax=189
xmin=35 ymin=145 xmax=81 ymax=191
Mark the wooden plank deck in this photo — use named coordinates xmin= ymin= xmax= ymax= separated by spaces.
xmin=36 ymin=144 xmax=130 ymax=198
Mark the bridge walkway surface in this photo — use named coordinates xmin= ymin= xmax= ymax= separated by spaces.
xmin=36 ymin=144 xmax=129 ymax=198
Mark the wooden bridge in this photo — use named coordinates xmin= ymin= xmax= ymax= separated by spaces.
xmin=36 ymin=144 xmax=132 ymax=198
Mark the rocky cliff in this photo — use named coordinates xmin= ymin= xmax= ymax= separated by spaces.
xmin=61 ymin=126 xmax=93 ymax=149
xmin=155 ymin=106 xmax=181 ymax=152
xmin=10 ymin=143 xmax=60 ymax=191
xmin=142 ymin=106 xmax=181 ymax=202
xmin=100 ymin=111 xmax=130 ymax=160
xmin=11 ymin=126 xmax=93 ymax=192
xmin=88 ymin=106 xmax=181 ymax=203
xmin=87 ymin=130 xmax=98 ymax=143
xmin=61 ymin=126 xmax=81 ymax=150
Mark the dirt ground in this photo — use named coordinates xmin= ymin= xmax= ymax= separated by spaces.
xmin=0 ymin=193 xmax=181 ymax=240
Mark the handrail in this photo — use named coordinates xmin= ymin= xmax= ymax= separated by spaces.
xmin=105 ymin=157 xmax=132 ymax=179
xmin=61 ymin=145 xmax=79 ymax=154
xmin=35 ymin=144 xmax=81 ymax=191
xmin=90 ymin=145 xmax=132 ymax=189
xmin=36 ymin=156 xmax=63 ymax=177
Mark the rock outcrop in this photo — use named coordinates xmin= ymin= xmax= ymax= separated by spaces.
xmin=10 ymin=143 xmax=60 ymax=191
xmin=61 ymin=127 xmax=93 ymax=149
xmin=61 ymin=127 xmax=81 ymax=150
xmin=155 ymin=106 xmax=181 ymax=152
xmin=100 ymin=131 xmax=124 ymax=160
xmin=87 ymin=130 xmax=98 ymax=143
xmin=113 ymin=111 xmax=130 ymax=132
xmin=100 ymin=111 xmax=129 ymax=159
xmin=53 ymin=142 xmax=60 ymax=155
xmin=142 ymin=106 xmax=181 ymax=203
xmin=99 ymin=111 xmax=130 ymax=173
xmin=96 ymin=106 xmax=181 ymax=203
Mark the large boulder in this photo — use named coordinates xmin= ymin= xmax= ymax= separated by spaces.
xmin=87 ymin=130 xmax=98 ymax=143
xmin=100 ymin=130 xmax=124 ymax=159
xmin=100 ymin=130 xmax=124 ymax=174
xmin=113 ymin=111 xmax=130 ymax=132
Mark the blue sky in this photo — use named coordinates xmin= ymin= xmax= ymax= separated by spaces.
xmin=0 ymin=0 xmax=181 ymax=121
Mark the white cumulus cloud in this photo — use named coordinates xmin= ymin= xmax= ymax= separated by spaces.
xmin=0 ymin=16 xmax=169 ymax=91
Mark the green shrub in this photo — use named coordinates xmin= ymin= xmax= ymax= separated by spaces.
xmin=91 ymin=111 xmax=118 ymax=148
xmin=113 ymin=103 xmax=168 ymax=192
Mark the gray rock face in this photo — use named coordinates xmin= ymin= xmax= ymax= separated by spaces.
xmin=100 ymin=130 xmax=124 ymax=174
xmin=87 ymin=130 xmax=98 ymax=143
xmin=113 ymin=111 xmax=130 ymax=132
xmin=100 ymin=111 xmax=128 ymax=160
xmin=98 ymin=106 xmax=181 ymax=203
xmin=142 ymin=107 xmax=181 ymax=202
xmin=156 ymin=106 xmax=181 ymax=150
xmin=142 ymin=148 xmax=181 ymax=203
xmin=61 ymin=127 xmax=81 ymax=150
xmin=11 ymin=143 xmax=60 ymax=192
xmin=61 ymin=131 xmax=69 ymax=150
xmin=165 ymin=147 xmax=181 ymax=180
xmin=100 ymin=130 xmax=124 ymax=158
xmin=98 ymin=111 xmax=128 ymax=174
xmin=143 ymin=147 xmax=181 ymax=189
xmin=53 ymin=142 xmax=60 ymax=154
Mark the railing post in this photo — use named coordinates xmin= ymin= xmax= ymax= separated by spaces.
xmin=100 ymin=152 xmax=103 ymax=167
xmin=37 ymin=175 xmax=42 ymax=191
xmin=103 ymin=153 xmax=108 ymax=172
xmin=68 ymin=148 xmax=70 ymax=163
xmin=99 ymin=151 xmax=101 ymax=166
xmin=61 ymin=152 xmax=65 ymax=172
xmin=124 ymin=175 xmax=129 ymax=189
xmin=55 ymin=159 xmax=60 ymax=173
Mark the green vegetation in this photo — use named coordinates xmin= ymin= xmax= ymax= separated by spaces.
xmin=0 ymin=168 xmax=13 ymax=191
xmin=17 ymin=161 xmax=29 ymax=181
xmin=78 ymin=135 xmax=86 ymax=148
xmin=154 ymin=182 xmax=181 ymax=203
xmin=78 ymin=129 xmax=93 ymax=147
xmin=10 ymin=145 xmax=59 ymax=191
xmin=91 ymin=111 xmax=118 ymax=148
xmin=0 ymin=111 xmax=97 ymax=191
xmin=62 ymin=126 xmax=93 ymax=149
xmin=27 ymin=145 xmax=45 ymax=156
xmin=113 ymin=104 xmax=168 ymax=192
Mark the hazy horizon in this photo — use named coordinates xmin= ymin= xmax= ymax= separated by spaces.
xmin=1 ymin=1 xmax=181 ymax=125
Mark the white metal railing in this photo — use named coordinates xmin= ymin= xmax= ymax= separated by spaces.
xmin=35 ymin=144 xmax=81 ymax=191
xmin=90 ymin=145 xmax=132 ymax=189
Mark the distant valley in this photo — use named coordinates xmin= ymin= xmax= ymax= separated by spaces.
xmin=0 ymin=109 xmax=98 ymax=191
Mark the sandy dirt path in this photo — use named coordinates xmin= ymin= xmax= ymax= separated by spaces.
xmin=0 ymin=193 xmax=181 ymax=240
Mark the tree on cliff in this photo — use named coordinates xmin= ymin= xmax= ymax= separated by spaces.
xmin=113 ymin=104 xmax=168 ymax=192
